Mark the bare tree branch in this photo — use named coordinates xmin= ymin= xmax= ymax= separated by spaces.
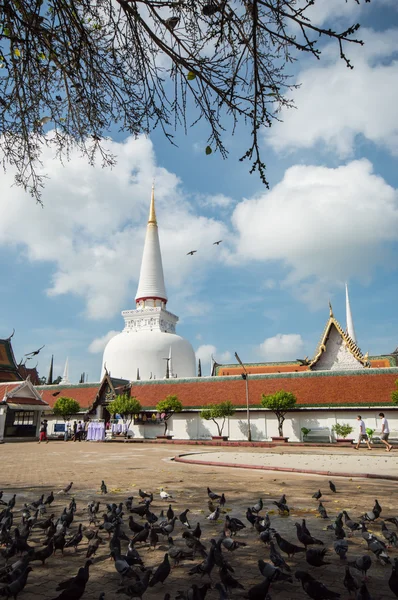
xmin=0 ymin=0 xmax=370 ymax=202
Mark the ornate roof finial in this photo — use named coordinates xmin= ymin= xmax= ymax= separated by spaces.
xmin=148 ymin=183 xmax=157 ymax=225
xmin=329 ymin=301 xmax=334 ymax=318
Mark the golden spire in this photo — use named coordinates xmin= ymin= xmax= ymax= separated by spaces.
xmin=148 ymin=184 xmax=157 ymax=225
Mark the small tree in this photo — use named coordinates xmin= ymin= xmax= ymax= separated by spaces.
xmin=391 ymin=379 xmax=398 ymax=405
xmin=107 ymin=393 xmax=142 ymax=436
xmin=200 ymin=401 xmax=235 ymax=437
xmin=332 ymin=423 xmax=353 ymax=439
xmin=261 ymin=390 xmax=297 ymax=437
xmin=53 ymin=397 xmax=81 ymax=422
xmin=156 ymin=395 xmax=183 ymax=436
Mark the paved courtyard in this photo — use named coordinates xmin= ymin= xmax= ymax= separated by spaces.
xmin=0 ymin=441 xmax=397 ymax=599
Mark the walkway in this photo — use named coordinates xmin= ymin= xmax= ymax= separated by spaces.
xmin=174 ymin=445 xmax=398 ymax=479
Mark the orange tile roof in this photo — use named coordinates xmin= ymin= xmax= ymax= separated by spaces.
xmin=129 ymin=369 xmax=398 ymax=409
xmin=0 ymin=382 xmax=21 ymax=397
xmin=218 ymin=365 xmax=309 ymax=376
xmin=38 ymin=384 xmax=99 ymax=409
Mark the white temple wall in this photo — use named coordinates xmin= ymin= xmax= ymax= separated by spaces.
xmin=43 ymin=407 xmax=398 ymax=442
xmin=312 ymin=327 xmax=364 ymax=371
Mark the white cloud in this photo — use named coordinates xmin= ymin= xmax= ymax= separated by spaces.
xmin=259 ymin=334 xmax=304 ymax=361
xmin=0 ymin=135 xmax=227 ymax=320
xmin=197 ymin=193 xmax=234 ymax=208
xmin=88 ymin=330 xmax=119 ymax=354
xmin=266 ymin=29 xmax=398 ymax=156
xmin=231 ymin=159 xmax=398 ymax=308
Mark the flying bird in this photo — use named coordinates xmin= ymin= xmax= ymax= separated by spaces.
xmin=24 ymin=345 xmax=45 ymax=357
xmin=213 ymin=240 xmax=222 ymax=245
xmin=187 ymin=250 xmax=197 ymax=256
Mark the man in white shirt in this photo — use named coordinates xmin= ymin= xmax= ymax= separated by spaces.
xmin=354 ymin=415 xmax=372 ymax=450
xmin=379 ymin=412 xmax=393 ymax=452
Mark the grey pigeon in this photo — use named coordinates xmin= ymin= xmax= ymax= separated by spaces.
xmin=295 ymin=570 xmax=340 ymax=599
xmin=148 ymin=553 xmax=170 ymax=586
xmin=334 ymin=539 xmax=348 ymax=560
xmin=258 ymin=559 xmax=292 ymax=582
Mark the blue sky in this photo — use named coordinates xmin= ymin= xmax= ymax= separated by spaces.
xmin=1 ymin=0 xmax=398 ymax=382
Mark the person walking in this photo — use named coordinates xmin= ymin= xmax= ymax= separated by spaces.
xmin=354 ymin=415 xmax=372 ymax=450
xmin=72 ymin=420 xmax=78 ymax=441
xmin=38 ymin=419 xmax=49 ymax=444
xmin=379 ymin=412 xmax=393 ymax=452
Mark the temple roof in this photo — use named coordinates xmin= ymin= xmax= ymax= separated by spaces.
xmin=308 ymin=303 xmax=370 ymax=369
xmin=0 ymin=336 xmax=23 ymax=382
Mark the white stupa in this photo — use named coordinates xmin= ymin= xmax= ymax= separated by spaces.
xmin=101 ymin=186 xmax=196 ymax=381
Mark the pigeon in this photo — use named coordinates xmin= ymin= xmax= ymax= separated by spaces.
xmin=224 ymin=515 xmax=245 ymax=536
xmin=131 ymin=523 xmax=150 ymax=545
xmin=343 ymin=511 xmax=361 ymax=535
xmin=1 ymin=567 xmax=33 ymax=600
xmin=245 ymin=577 xmax=271 ymax=600
xmin=56 ymin=560 xmax=92 ymax=591
xmin=44 ymin=491 xmax=55 ymax=505
xmin=164 ymin=16 xmax=179 ymax=30
xmin=214 ymin=583 xmax=229 ymax=600
xmin=138 ymin=489 xmax=152 ymax=500
xmin=166 ymin=505 xmax=174 ymax=521
xmin=179 ymin=509 xmax=191 ymax=528
xmin=348 ymin=555 xmax=372 ymax=578
xmin=192 ymin=522 xmax=202 ymax=539
xmin=148 ymin=553 xmax=171 ymax=586
xmin=111 ymin=550 xmax=138 ymax=583
xmin=318 ymin=502 xmax=329 ymax=519
xmin=219 ymin=494 xmax=226 ymax=507
xmin=207 ymin=507 xmax=220 ymax=521
xmin=220 ymin=536 xmax=247 ymax=552
xmin=65 ymin=524 xmax=83 ymax=551
xmin=86 ymin=532 xmax=102 ymax=558
xmin=312 ymin=490 xmax=322 ymax=500
xmin=258 ymin=559 xmax=292 ymax=582
xmin=167 ymin=537 xmax=194 ymax=566
xmin=295 ymin=522 xmax=324 ymax=547
xmin=188 ymin=545 xmax=216 ymax=578
xmin=207 ymin=487 xmax=221 ymax=501
xmin=29 ymin=539 xmax=54 ymax=565
xmin=361 ymin=500 xmax=382 ymax=522
xmin=219 ymin=565 xmax=245 ymax=592
xmin=295 ymin=570 xmax=340 ymax=599
xmin=251 ymin=499 xmax=263 ymax=514
xmin=246 ymin=507 xmax=257 ymax=527
xmin=306 ymin=547 xmax=330 ymax=567
xmin=389 ymin=558 xmax=398 ymax=597
xmin=366 ymin=534 xmax=390 ymax=565
xmin=182 ymin=531 xmax=207 ymax=559
xmin=213 ymin=240 xmax=222 ymax=245
xmin=160 ymin=488 xmax=173 ymax=500
xmin=187 ymin=250 xmax=197 ymax=256
xmin=59 ymin=483 xmax=73 ymax=494
xmin=274 ymin=533 xmax=306 ymax=557
xmin=334 ymin=539 xmax=348 ymax=560
xmin=101 ymin=481 xmax=108 ymax=494
xmin=272 ymin=500 xmax=289 ymax=515
xmin=116 ymin=569 xmax=151 ymax=599
xmin=381 ymin=521 xmax=398 ymax=547
xmin=269 ymin=540 xmax=291 ymax=572
xmin=329 ymin=480 xmax=337 ymax=493
xmin=356 ymin=582 xmax=374 ymax=600
xmin=343 ymin=566 xmax=360 ymax=595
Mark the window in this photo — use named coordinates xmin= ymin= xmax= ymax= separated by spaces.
xmin=13 ymin=411 xmax=34 ymax=425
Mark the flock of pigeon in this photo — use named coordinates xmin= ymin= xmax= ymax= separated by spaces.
xmin=0 ymin=479 xmax=398 ymax=599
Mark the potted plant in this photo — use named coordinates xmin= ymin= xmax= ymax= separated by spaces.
xmin=301 ymin=427 xmax=311 ymax=441
xmin=261 ymin=390 xmax=297 ymax=442
xmin=155 ymin=395 xmax=182 ymax=439
xmin=200 ymin=401 xmax=235 ymax=440
xmin=332 ymin=422 xmax=354 ymax=443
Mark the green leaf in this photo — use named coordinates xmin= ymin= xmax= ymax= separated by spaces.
xmin=14 ymin=48 xmax=21 ymax=58
xmin=205 ymin=146 xmax=212 ymax=155
xmin=187 ymin=71 xmax=196 ymax=81
xmin=3 ymin=27 xmax=10 ymax=37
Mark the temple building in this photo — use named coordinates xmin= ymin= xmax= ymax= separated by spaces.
xmin=101 ymin=187 xmax=196 ymax=381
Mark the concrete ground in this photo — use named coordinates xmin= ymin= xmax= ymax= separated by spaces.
xmin=176 ymin=445 xmax=398 ymax=478
xmin=0 ymin=441 xmax=397 ymax=600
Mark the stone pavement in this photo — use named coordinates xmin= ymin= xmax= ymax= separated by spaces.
xmin=0 ymin=441 xmax=397 ymax=599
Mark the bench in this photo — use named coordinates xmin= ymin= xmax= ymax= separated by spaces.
xmin=302 ymin=427 xmax=332 ymax=443
xmin=371 ymin=431 xmax=398 ymax=443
